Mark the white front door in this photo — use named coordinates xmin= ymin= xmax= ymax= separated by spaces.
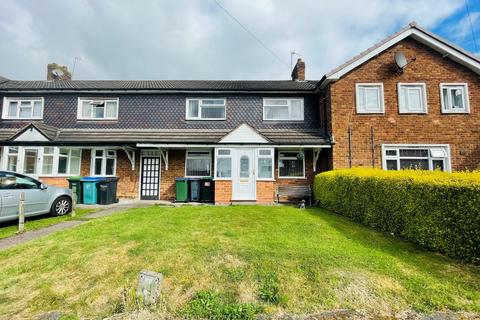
xmin=232 ymin=148 xmax=256 ymax=200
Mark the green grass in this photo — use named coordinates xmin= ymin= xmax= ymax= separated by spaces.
xmin=0 ymin=208 xmax=95 ymax=239
xmin=0 ymin=206 xmax=478 ymax=319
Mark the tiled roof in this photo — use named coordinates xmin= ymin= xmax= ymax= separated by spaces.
xmin=0 ymin=79 xmax=319 ymax=92
xmin=0 ymin=126 xmax=329 ymax=145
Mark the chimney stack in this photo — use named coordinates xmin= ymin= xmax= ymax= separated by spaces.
xmin=47 ymin=63 xmax=72 ymax=80
xmin=291 ymin=58 xmax=305 ymax=81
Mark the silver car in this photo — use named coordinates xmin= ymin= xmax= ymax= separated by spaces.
xmin=0 ymin=171 xmax=72 ymax=223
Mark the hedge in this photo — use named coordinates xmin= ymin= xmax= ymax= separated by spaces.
xmin=313 ymin=168 xmax=480 ymax=263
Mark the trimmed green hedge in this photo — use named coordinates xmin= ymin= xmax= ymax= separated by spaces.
xmin=313 ymin=169 xmax=480 ymax=263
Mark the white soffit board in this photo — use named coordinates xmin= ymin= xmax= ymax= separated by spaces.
xmin=219 ymin=124 xmax=269 ymax=143
xmin=321 ymin=26 xmax=480 ymax=88
xmin=13 ymin=127 xmax=48 ymax=142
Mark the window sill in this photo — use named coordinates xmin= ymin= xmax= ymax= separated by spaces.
xmin=185 ymin=119 xmax=226 ymax=121
xmin=398 ymin=112 xmax=428 ymax=115
xmin=1 ymin=118 xmax=44 ymax=121
xmin=77 ymin=119 xmax=118 ymax=121
xmin=441 ymin=111 xmax=470 ymax=114
xmin=277 ymin=177 xmax=307 ymax=180
xmin=213 ymin=178 xmax=232 ymax=181
xmin=257 ymin=178 xmax=275 ymax=181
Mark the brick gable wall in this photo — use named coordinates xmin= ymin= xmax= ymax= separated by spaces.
xmin=327 ymin=38 xmax=480 ymax=170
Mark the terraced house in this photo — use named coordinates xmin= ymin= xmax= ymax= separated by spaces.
xmin=0 ymin=22 xmax=479 ymax=204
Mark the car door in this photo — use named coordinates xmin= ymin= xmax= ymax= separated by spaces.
xmin=0 ymin=172 xmax=49 ymax=220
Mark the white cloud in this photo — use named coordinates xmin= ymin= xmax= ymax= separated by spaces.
xmin=0 ymin=0 xmax=464 ymax=80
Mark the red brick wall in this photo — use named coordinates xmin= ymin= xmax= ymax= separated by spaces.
xmin=256 ymin=181 xmax=275 ymax=204
xmin=214 ymin=180 xmax=232 ymax=204
xmin=39 ymin=177 xmax=68 ymax=188
xmin=160 ymin=149 xmax=185 ymax=201
xmin=327 ymin=38 xmax=480 ymax=170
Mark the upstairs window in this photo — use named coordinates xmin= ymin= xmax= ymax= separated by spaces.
xmin=398 ymin=83 xmax=427 ymax=113
xmin=2 ymin=98 xmax=43 ymax=119
xmin=440 ymin=84 xmax=469 ymax=113
xmin=78 ymin=98 xmax=119 ymax=120
xmin=263 ymin=98 xmax=304 ymax=121
xmin=355 ymin=84 xmax=384 ymax=114
xmin=185 ymin=150 xmax=211 ymax=177
xmin=186 ymin=99 xmax=226 ymax=120
xmin=382 ymin=145 xmax=450 ymax=172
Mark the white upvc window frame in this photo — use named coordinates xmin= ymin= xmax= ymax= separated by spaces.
xmin=185 ymin=98 xmax=227 ymax=121
xmin=262 ymin=98 xmax=304 ymax=121
xmin=355 ymin=83 xmax=385 ymax=114
xmin=0 ymin=146 xmax=82 ymax=177
xmin=77 ymin=97 xmax=119 ymax=120
xmin=2 ymin=97 xmax=44 ymax=120
xmin=214 ymin=148 xmax=233 ymax=180
xmin=277 ymin=150 xmax=306 ymax=179
xmin=184 ymin=149 xmax=212 ymax=178
xmin=381 ymin=144 xmax=451 ymax=172
xmin=90 ymin=148 xmax=117 ymax=176
xmin=256 ymin=148 xmax=274 ymax=181
xmin=440 ymin=83 xmax=470 ymax=114
xmin=397 ymin=83 xmax=428 ymax=114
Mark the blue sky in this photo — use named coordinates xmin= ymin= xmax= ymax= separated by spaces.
xmin=434 ymin=0 xmax=480 ymax=55
xmin=0 ymin=0 xmax=479 ymax=80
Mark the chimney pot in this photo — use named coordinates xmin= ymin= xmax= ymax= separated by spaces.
xmin=291 ymin=58 xmax=305 ymax=81
xmin=47 ymin=63 xmax=72 ymax=80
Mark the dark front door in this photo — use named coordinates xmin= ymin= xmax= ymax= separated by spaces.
xmin=140 ymin=157 xmax=160 ymax=200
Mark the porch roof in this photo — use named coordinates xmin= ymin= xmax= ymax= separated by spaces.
xmin=0 ymin=125 xmax=331 ymax=146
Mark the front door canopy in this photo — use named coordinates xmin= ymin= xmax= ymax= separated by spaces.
xmin=219 ymin=124 xmax=269 ymax=144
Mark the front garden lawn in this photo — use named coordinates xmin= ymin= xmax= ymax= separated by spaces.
xmin=0 ymin=205 xmax=478 ymax=319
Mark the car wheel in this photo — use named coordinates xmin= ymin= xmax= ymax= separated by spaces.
xmin=51 ymin=196 xmax=71 ymax=216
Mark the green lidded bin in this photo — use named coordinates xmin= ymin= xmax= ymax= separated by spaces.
xmin=175 ymin=178 xmax=189 ymax=202
xmin=67 ymin=176 xmax=83 ymax=204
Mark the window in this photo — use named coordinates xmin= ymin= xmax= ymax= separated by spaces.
xmin=215 ymin=148 xmax=232 ymax=179
xmin=257 ymin=148 xmax=274 ymax=179
xmin=91 ymin=149 xmax=117 ymax=176
xmin=382 ymin=145 xmax=450 ymax=172
xmin=278 ymin=151 xmax=305 ymax=178
xmin=185 ymin=150 xmax=211 ymax=177
xmin=440 ymin=84 xmax=469 ymax=113
xmin=42 ymin=147 xmax=54 ymax=175
xmin=1 ymin=147 xmax=81 ymax=176
xmin=186 ymin=99 xmax=226 ymax=120
xmin=355 ymin=84 xmax=384 ymax=113
xmin=6 ymin=147 xmax=18 ymax=172
xmin=398 ymin=83 xmax=427 ymax=113
xmin=77 ymin=98 xmax=119 ymax=120
xmin=263 ymin=98 xmax=304 ymax=121
xmin=2 ymin=98 xmax=43 ymax=119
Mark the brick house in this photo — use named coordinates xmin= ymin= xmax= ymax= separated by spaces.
xmin=319 ymin=22 xmax=480 ymax=172
xmin=0 ymin=22 xmax=479 ymax=204
xmin=0 ymin=65 xmax=330 ymax=204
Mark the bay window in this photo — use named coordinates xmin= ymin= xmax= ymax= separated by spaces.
xmin=263 ymin=98 xmax=304 ymax=121
xmin=78 ymin=98 xmax=119 ymax=120
xmin=215 ymin=148 xmax=232 ymax=179
xmin=278 ymin=151 xmax=305 ymax=178
xmin=257 ymin=149 xmax=274 ymax=179
xmin=185 ymin=150 xmax=211 ymax=177
xmin=382 ymin=145 xmax=450 ymax=172
xmin=186 ymin=99 xmax=226 ymax=120
xmin=2 ymin=97 xmax=44 ymax=119
xmin=1 ymin=147 xmax=81 ymax=176
xmin=91 ymin=149 xmax=117 ymax=176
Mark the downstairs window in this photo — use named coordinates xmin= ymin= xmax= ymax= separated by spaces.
xmin=382 ymin=145 xmax=450 ymax=172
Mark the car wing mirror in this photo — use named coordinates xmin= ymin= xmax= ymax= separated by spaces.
xmin=40 ymin=183 xmax=48 ymax=190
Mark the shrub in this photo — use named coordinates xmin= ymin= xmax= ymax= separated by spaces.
xmin=313 ymin=168 xmax=480 ymax=263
